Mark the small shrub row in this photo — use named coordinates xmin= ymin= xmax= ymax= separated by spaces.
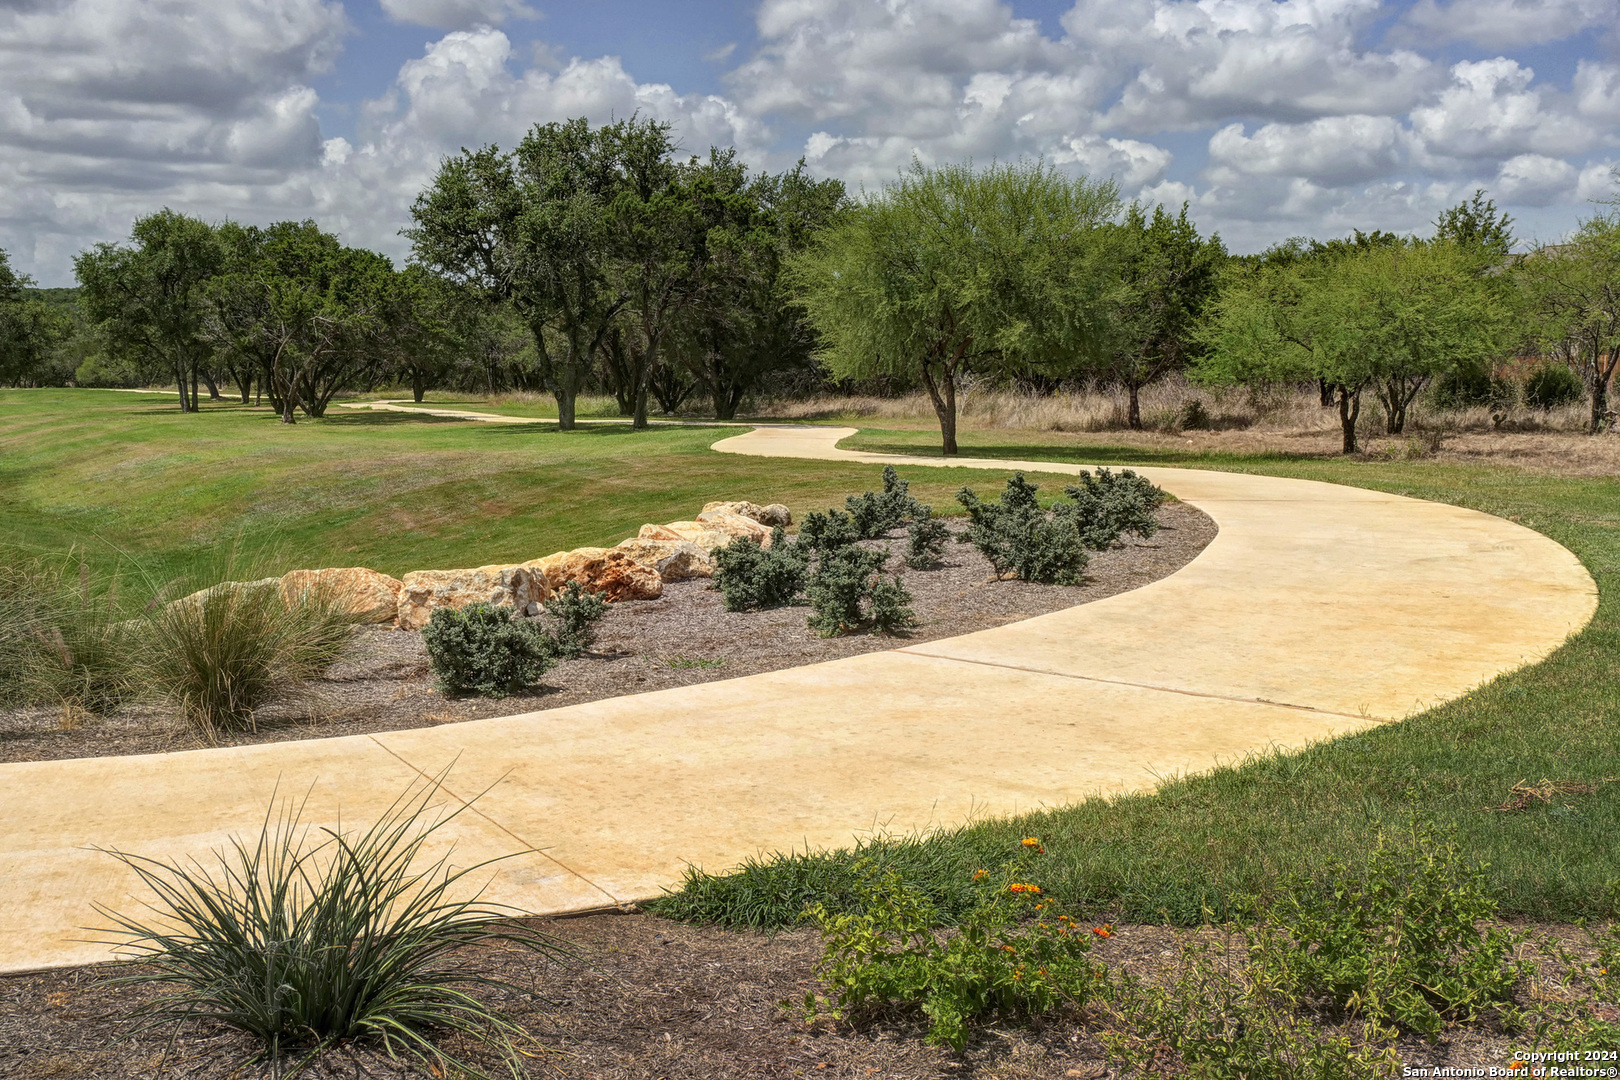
xmin=955 ymin=469 xmax=1166 ymax=585
xmin=420 ymin=582 xmax=610 ymax=698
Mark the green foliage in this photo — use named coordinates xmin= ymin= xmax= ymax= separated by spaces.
xmin=542 ymin=579 xmax=608 ymax=659
xmin=1518 ymin=212 xmax=1620 ymax=432
xmin=1253 ymin=819 xmax=1529 ymax=1037
xmin=797 ymin=507 xmax=862 ymax=555
xmin=806 ymin=544 xmax=915 ymax=637
xmin=1434 ymin=190 xmax=1515 ymax=258
xmin=143 ymin=568 xmax=358 ymax=738
xmin=1062 ymin=467 xmax=1167 ymax=550
xmin=789 ymin=159 xmax=1120 ymax=454
xmin=711 ymin=527 xmax=809 ymax=611
xmin=1101 ymin=929 xmax=1400 ymax=1079
xmin=0 ymin=553 xmax=137 ymax=714
xmin=1525 ymin=364 xmax=1585 ymax=409
xmin=905 ymin=506 xmax=951 ymax=570
xmin=421 ymin=602 xmax=554 ymax=698
xmin=1428 ymin=367 xmax=1517 ymax=410
xmin=98 ymin=773 xmax=566 ymax=1078
xmin=845 ymin=465 xmax=926 ymax=538
xmin=803 ymin=844 xmax=1102 ymax=1051
xmin=956 ymin=472 xmax=1088 ymax=585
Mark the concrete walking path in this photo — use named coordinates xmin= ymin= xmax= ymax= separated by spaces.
xmin=0 ymin=423 xmax=1598 ymax=972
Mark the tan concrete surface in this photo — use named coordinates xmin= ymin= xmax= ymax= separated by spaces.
xmin=0 ymin=423 xmax=1597 ymax=972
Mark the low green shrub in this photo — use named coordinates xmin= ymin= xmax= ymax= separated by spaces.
xmin=421 ymin=602 xmax=554 ymax=698
xmin=1101 ymin=928 xmax=1401 ymax=1079
xmin=797 ymin=508 xmax=861 ymax=555
xmin=957 ymin=473 xmax=1089 ymax=585
xmin=1254 ymin=818 xmax=1530 ymax=1037
xmin=1179 ymin=399 xmax=1212 ymax=431
xmin=98 ymin=772 xmax=567 ymax=1078
xmin=806 ymin=544 xmax=915 ymax=637
xmin=905 ymin=507 xmax=951 ymax=570
xmin=143 ymin=572 xmax=357 ymax=738
xmin=804 ymin=841 xmax=1102 ymax=1051
xmin=0 ymin=554 xmax=138 ymax=714
xmin=1524 ymin=365 xmax=1584 ymax=410
xmin=542 ymin=580 xmax=608 ymax=660
xmin=845 ymin=465 xmax=927 ymax=539
xmin=1063 ymin=467 xmax=1168 ymax=550
xmin=1429 ymin=368 xmax=1517 ymax=410
xmin=711 ymin=527 xmax=809 ymax=610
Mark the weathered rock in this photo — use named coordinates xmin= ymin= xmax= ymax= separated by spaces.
xmin=280 ymin=567 xmax=403 ymax=624
xmin=168 ymin=577 xmax=281 ymax=615
xmin=636 ymin=524 xmax=685 ymax=542
xmin=525 ymin=548 xmax=663 ymax=601
xmin=396 ymin=564 xmax=550 ymax=631
xmin=700 ymin=500 xmax=792 ymax=527
xmin=614 ymin=538 xmax=713 ymax=581
xmin=672 ymin=512 xmax=776 ymax=549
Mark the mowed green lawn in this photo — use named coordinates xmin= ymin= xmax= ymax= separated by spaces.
xmin=664 ymin=425 xmax=1620 ymax=927
xmin=0 ymin=390 xmax=967 ymax=581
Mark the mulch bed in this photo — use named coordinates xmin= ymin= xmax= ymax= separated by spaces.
xmin=0 ymin=910 xmax=1587 ymax=1079
xmin=0 ymin=504 xmax=1215 ymax=763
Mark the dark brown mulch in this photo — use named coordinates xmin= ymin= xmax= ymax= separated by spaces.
xmin=0 ymin=505 xmax=1215 ymax=764
xmin=0 ymin=911 xmax=1590 ymax=1079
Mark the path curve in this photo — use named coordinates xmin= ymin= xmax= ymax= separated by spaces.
xmin=0 ymin=422 xmax=1597 ymax=972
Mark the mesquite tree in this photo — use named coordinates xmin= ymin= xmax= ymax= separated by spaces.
xmin=789 ymin=160 xmax=1119 ymax=455
xmin=1518 ymin=211 xmax=1620 ymax=434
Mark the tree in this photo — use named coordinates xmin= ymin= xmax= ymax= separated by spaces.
xmin=0 ymin=250 xmax=75 ymax=387
xmin=789 ymin=160 xmax=1119 ymax=455
xmin=1198 ymin=239 xmax=1511 ymax=451
xmin=1518 ymin=212 xmax=1620 ymax=433
xmin=1434 ymin=190 xmax=1515 ymax=258
xmin=1101 ymin=202 xmax=1227 ymax=429
xmin=410 ymin=118 xmax=671 ymax=430
xmin=75 ymin=209 xmax=223 ymax=411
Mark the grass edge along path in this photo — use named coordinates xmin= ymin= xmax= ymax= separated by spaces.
xmin=656 ymin=428 xmax=1620 ymax=930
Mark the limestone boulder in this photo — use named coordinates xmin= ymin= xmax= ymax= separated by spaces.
xmin=280 ymin=567 xmax=403 ymax=624
xmin=525 ymin=547 xmax=663 ymax=601
xmin=663 ymin=512 xmax=775 ymax=551
xmin=396 ymin=564 xmax=550 ymax=631
xmin=700 ymin=500 xmax=792 ymax=527
xmin=168 ymin=577 xmax=281 ymax=615
xmin=614 ymin=538 xmax=713 ymax=582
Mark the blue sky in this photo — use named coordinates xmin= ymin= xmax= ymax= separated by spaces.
xmin=1 ymin=0 xmax=1616 ymax=283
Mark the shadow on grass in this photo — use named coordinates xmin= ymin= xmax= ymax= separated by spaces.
xmin=850 ymin=438 xmax=1333 ymax=470
xmin=311 ymin=410 xmax=485 ymax=427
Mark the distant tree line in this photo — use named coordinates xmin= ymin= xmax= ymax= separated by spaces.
xmin=1 ymin=117 xmax=1616 ymax=448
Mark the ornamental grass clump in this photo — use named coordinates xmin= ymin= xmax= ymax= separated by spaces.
xmin=542 ymin=580 xmax=608 ymax=660
xmin=1062 ymin=467 xmax=1168 ymax=550
xmin=957 ymin=473 xmax=1088 ymax=585
xmin=421 ymin=602 xmax=554 ymax=697
xmin=711 ymin=527 xmax=809 ymax=611
xmin=804 ymin=838 xmax=1103 ymax=1051
xmin=806 ymin=544 xmax=916 ymax=637
xmin=97 ymin=773 xmax=567 ymax=1078
xmin=142 ymin=563 xmax=358 ymax=740
xmin=0 ymin=553 xmax=139 ymax=715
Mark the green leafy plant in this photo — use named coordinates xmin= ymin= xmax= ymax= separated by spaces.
xmin=905 ymin=507 xmax=951 ymax=570
xmin=806 ymin=544 xmax=915 ymax=637
xmin=804 ymin=840 xmax=1103 ymax=1051
xmin=1524 ymin=364 xmax=1584 ymax=410
xmin=956 ymin=473 xmax=1089 ymax=585
xmin=1101 ymin=927 xmax=1400 ymax=1079
xmin=845 ymin=465 xmax=927 ymax=539
xmin=1062 ymin=467 xmax=1168 ymax=550
xmin=97 ymin=772 xmax=568 ymax=1078
xmin=542 ymin=579 xmax=608 ymax=660
xmin=421 ymin=602 xmax=554 ymax=698
xmin=711 ymin=527 xmax=809 ymax=611
xmin=142 ymin=569 xmax=358 ymax=739
xmin=1253 ymin=818 xmax=1531 ymax=1037
xmin=0 ymin=552 xmax=139 ymax=715
xmin=796 ymin=508 xmax=861 ymax=555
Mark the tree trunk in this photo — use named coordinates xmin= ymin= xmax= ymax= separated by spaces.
xmin=920 ymin=359 xmax=959 ymax=456
xmin=189 ymin=365 xmax=200 ymax=413
xmin=1127 ymin=383 xmax=1143 ymax=430
xmin=556 ymin=388 xmax=577 ymax=430
xmin=1337 ymin=385 xmax=1360 ymax=454
xmin=202 ymin=372 xmax=221 ymax=400
xmin=412 ymin=370 xmax=426 ymax=403
xmin=1319 ymin=378 xmax=1334 ymax=407
xmin=1591 ymin=375 xmax=1611 ymax=434
xmin=281 ymin=395 xmax=297 ymax=424
xmin=174 ymin=363 xmax=189 ymax=411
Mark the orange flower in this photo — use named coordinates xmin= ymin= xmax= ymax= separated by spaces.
xmin=1091 ymin=925 xmax=1113 ymax=939
xmin=1021 ymin=837 xmax=1047 ymax=854
xmin=973 ymin=869 xmax=989 ymax=882
xmin=1002 ymin=945 xmax=1017 ymax=953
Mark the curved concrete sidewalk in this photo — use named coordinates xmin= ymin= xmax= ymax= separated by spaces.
xmin=0 ymin=424 xmax=1597 ymax=972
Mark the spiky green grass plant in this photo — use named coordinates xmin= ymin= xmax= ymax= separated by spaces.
xmin=0 ymin=552 xmax=138 ymax=714
xmin=97 ymin=773 xmax=567 ymax=1078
